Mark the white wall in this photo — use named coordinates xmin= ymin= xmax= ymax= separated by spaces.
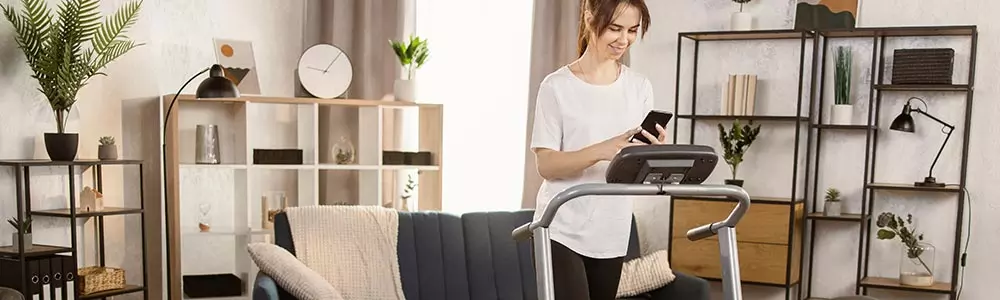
xmin=631 ymin=1 xmax=996 ymax=299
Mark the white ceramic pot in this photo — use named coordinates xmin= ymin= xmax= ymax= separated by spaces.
xmin=831 ymin=104 xmax=854 ymax=125
xmin=824 ymin=201 xmax=842 ymax=216
xmin=394 ymin=79 xmax=417 ymax=102
xmin=730 ymin=12 xmax=752 ymax=31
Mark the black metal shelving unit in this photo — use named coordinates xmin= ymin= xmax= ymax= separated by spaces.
xmin=802 ymin=25 xmax=977 ymax=300
xmin=669 ymin=29 xmax=817 ymax=300
xmin=0 ymin=159 xmax=148 ymax=300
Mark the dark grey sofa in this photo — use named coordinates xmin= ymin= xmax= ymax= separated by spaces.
xmin=252 ymin=209 xmax=709 ymax=300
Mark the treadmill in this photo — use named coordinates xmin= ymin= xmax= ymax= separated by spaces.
xmin=512 ymin=144 xmax=748 ymax=300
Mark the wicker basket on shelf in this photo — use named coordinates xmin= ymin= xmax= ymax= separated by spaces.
xmin=77 ymin=266 xmax=125 ymax=295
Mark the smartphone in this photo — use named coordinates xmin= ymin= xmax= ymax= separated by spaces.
xmin=630 ymin=110 xmax=673 ymax=144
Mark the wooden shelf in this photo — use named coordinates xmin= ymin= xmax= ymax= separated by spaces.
xmin=818 ymin=25 xmax=976 ymax=38
xmin=813 ymin=124 xmax=877 ymax=131
xmin=874 ymin=84 xmax=971 ymax=92
xmin=79 ymin=285 xmax=144 ymax=299
xmin=32 ymin=207 xmax=143 ymax=218
xmin=680 ymin=29 xmax=812 ymax=41
xmin=0 ymin=159 xmax=143 ymax=166
xmin=865 ymin=183 xmax=961 ymax=193
xmin=0 ymin=244 xmax=73 ymax=258
xmin=677 ymin=115 xmax=809 ymax=122
xmin=806 ymin=212 xmax=867 ymax=222
xmin=859 ymin=276 xmax=952 ymax=294
xmin=168 ymin=93 xmax=440 ymax=108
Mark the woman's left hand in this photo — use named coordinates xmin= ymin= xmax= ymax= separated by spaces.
xmin=639 ymin=123 xmax=669 ymax=145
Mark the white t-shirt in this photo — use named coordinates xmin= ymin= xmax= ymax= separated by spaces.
xmin=530 ymin=64 xmax=655 ymax=259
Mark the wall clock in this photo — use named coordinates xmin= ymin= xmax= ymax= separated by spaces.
xmin=297 ymin=43 xmax=353 ymax=99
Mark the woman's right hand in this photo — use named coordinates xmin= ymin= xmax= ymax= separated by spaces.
xmin=586 ymin=127 xmax=646 ymax=161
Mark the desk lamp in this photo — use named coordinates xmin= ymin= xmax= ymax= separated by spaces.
xmin=889 ymin=97 xmax=953 ymax=187
xmin=161 ymin=64 xmax=239 ymax=299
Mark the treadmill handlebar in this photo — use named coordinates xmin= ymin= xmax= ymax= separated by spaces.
xmin=511 ymin=183 xmax=750 ymax=242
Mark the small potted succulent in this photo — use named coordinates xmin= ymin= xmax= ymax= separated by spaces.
xmin=717 ymin=119 xmax=762 ymax=186
xmin=8 ymin=217 xmax=32 ymax=251
xmin=824 ymin=188 xmax=842 ymax=216
xmin=99 ymin=136 xmax=118 ymax=160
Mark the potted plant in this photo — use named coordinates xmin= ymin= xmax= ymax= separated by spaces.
xmin=823 ymin=188 xmax=842 ymax=216
xmin=731 ymin=0 xmax=753 ymax=31
xmin=1 ymin=0 xmax=143 ymax=161
xmin=876 ymin=212 xmax=936 ymax=287
xmin=398 ymin=174 xmax=418 ymax=212
xmin=7 ymin=217 xmax=32 ymax=251
xmin=717 ymin=119 xmax=761 ymax=187
xmin=831 ymin=46 xmax=853 ymax=125
xmin=389 ymin=35 xmax=429 ymax=102
xmin=98 ymin=136 xmax=118 ymax=160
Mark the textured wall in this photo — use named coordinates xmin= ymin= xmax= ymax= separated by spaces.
xmin=631 ymin=1 xmax=995 ymax=299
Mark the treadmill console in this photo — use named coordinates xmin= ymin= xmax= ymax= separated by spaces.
xmin=605 ymin=144 xmax=718 ymax=185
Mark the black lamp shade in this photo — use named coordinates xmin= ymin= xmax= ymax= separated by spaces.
xmin=196 ymin=64 xmax=240 ymax=99
xmin=890 ymin=103 xmax=915 ymax=132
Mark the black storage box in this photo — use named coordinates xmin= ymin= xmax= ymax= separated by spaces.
xmin=406 ymin=151 xmax=433 ymax=166
xmin=891 ymin=48 xmax=955 ymax=84
xmin=253 ymin=149 xmax=303 ymax=165
xmin=383 ymin=151 xmax=406 ymax=165
xmin=183 ymin=274 xmax=243 ymax=298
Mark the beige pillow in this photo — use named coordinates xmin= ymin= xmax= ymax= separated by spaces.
xmin=247 ymin=243 xmax=344 ymax=300
xmin=616 ymin=250 xmax=676 ymax=298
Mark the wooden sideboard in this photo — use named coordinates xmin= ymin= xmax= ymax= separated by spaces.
xmin=670 ymin=196 xmax=804 ymax=286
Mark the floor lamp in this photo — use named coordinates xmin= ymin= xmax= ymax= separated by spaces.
xmin=162 ymin=64 xmax=239 ymax=299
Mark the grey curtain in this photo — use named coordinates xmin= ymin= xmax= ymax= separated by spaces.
xmin=521 ymin=0 xmax=581 ymax=209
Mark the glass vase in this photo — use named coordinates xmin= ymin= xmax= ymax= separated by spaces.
xmin=899 ymin=242 xmax=935 ymax=287
xmin=332 ymin=136 xmax=356 ymax=165
xmin=262 ymin=191 xmax=287 ymax=229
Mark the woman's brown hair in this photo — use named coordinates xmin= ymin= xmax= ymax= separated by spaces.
xmin=577 ymin=0 xmax=651 ymax=57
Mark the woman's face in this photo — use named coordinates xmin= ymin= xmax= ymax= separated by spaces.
xmin=593 ymin=4 xmax=641 ymax=60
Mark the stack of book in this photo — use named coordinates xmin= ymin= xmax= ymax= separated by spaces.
xmin=721 ymin=74 xmax=758 ymax=115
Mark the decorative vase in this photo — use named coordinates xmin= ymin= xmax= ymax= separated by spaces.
xmin=730 ymin=12 xmax=752 ymax=31
xmin=261 ymin=191 xmax=287 ymax=230
xmin=332 ymin=136 xmax=356 ymax=165
xmin=12 ymin=233 xmax=32 ymax=251
xmin=394 ymin=79 xmax=416 ymax=102
xmin=196 ymin=125 xmax=221 ymax=164
xmin=899 ymin=242 xmax=935 ymax=287
xmin=831 ymin=104 xmax=854 ymax=125
xmin=724 ymin=179 xmax=744 ymax=187
xmin=824 ymin=200 xmax=842 ymax=216
xmin=45 ymin=132 xmax=79 ymax=161
xmin=98 ymin=144 xmax=117 ymax=160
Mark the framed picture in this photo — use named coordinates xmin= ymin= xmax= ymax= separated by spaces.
xmin=213 ymin=38 xmax=261 ymax=95
xmin=794 ymin=0 xmax=861 ymax=30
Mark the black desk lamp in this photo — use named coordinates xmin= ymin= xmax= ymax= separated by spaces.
xmin=161 ymin=64 xmax=239 ymax=299
xmin=889 ymin=97 xmax=953 ymax=187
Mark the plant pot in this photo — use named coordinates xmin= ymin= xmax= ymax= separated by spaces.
xmin=824 ymin=200 xmax=842 ymax=216
xmin=12 ymin=233 xmax=32 ymax=251
xmin=730 ymin=12 xmax=752 ymax=31
xmin=394 ymin=79 xmax=417 ymax=102
xmin=900 ymin=242 xmax=935 ymax=287
xmin=98 ymin=144 xmax=118 ymax=160
xmin=830 ymin=104 xmax=854 ymax=125
xmin=44 ymin=132 xmax=79 ymax=161
xmin=724 ymin=179 xmax=744 ymax=187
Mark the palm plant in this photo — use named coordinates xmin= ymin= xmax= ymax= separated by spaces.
xmin=717 ymin=119 xmax=762 ymax=182
xmin=389 ymin=35 xmax=429 ymax=80
xmin=1 ymin=0 xmax=143 ymax=135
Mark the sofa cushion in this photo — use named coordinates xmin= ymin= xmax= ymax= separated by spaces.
xmin=247 ymin=243 xmax=344 ymax=300
xmin=397 ymin=211 xmax=470 ymax=300
xmin=462 ymin=210 xmax=537 ymax=300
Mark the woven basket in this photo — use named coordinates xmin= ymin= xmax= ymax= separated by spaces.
xmin=77 ymin=266 xmax=125 ymax=295
xmin=891 ymin=48 xmax=954 ymax=84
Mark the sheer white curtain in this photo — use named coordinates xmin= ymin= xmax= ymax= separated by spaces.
xmin=415 ymin=0 xmax=534 ymax=213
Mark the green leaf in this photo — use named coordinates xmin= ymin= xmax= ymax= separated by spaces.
xmin=877 ymin=229 xmax=896 ymax=240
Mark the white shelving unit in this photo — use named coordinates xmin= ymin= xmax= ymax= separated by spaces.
xmin=161 ymin=94 xmax=443 ymax=299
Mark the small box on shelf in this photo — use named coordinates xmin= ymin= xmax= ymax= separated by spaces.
xmin=382 ymin=151 xmax=434 ymax=166
xmin=252 ymin=149 xmax=304 ymax=165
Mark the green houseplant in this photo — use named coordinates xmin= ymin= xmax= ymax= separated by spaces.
xmin=1 ymin=0 xmax=143 ymax=161
xmin=823 ymin=188 xmax=842 ymax=216
xmin=389 ymin=35 xmax=429 ymax=102
xmin=876 ymin=212 xmax=936 ymax=287
xmin=831 ymin=46 xmax=854 ymax=125
xmin=7 ymin=217 xmax=32 ymax=251
xmin=98 ymin=136 xmax=117 ymax=160
xmin=717 ymin=119 xmax=761 ymax=186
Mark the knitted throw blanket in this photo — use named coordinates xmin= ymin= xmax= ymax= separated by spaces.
xmin=285 ymin=206 xmax=405 ymax=300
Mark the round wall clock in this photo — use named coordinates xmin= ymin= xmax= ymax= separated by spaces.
xmin=297 ymin=44 xmax=353 ymax=99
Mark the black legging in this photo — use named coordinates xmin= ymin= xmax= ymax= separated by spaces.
xmin=533 ymin=240 xmax=625 ymax=299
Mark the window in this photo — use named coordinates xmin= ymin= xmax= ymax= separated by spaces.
xmin=415 ymin=0 xmax=535 ymax=214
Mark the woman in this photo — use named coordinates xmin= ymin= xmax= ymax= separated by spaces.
xmin=529 ymin=0 xmax=661 ymax=299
